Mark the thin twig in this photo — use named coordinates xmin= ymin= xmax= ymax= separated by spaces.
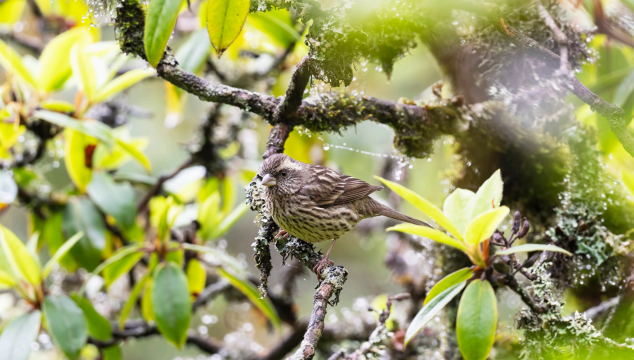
xmin=536 ymin=2 xmax=568 ymax=72
xmin=137 ymin=158 xmax=194 ymax=214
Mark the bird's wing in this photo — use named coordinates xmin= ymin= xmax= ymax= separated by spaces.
xmin=298 ymin=166 xmax=383 ymax=206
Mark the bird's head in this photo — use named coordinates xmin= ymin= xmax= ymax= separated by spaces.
xmin=257 ymin=153 xmax=307 ymax=195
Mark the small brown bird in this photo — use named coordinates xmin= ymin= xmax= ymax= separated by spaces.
xmin=257 ymin=153 xmax=430 ymax=276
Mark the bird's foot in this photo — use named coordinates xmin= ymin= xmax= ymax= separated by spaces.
xmin=313 ymin=256 xmax=334 ymax=281
xmin=275 ymin=229 xmax=290 ymax=240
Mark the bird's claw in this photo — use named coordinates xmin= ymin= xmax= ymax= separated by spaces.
xmin=275 ymin=229 xmax=290 ymax=240
xmin=313 ymin=257 xmax=334 ymax=281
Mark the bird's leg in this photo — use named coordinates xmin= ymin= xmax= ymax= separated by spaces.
xmin=313 ymin=238 xmax=337 ymax=280
xmin=275 ymin=229 xmax=290 ymax=239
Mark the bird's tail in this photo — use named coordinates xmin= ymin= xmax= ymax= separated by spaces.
xmin=377 ymin=204 xmax=431 ymax=228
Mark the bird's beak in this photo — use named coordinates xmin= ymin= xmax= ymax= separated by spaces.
xmin=261 ymin=174 xmax=277 ymax=187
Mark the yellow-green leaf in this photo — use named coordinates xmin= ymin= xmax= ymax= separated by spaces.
xmin=64 ymin=129 xmax=96 ymax=193
xmin=0 ymin=39 xmax=37 ymax=88
xmin=496 ymin=243 xmax=572 ymax=257
xmin=443 ymin=188 xmax=475 ymax=236
xmin=38 ymin=27 xmax=93 ymax=92
xmin=387 ymin=224 xmax=467 ymax=252
xmin=35 ymin=110 xmax=116 ymax=149
xmin=144 ymin=0 xmax=186 ymax=67
xmin=209 ymin=203 xmax=248 ymax=240
xmin=424 ymin=267 xmax=473 ymax=306
xmin=70 ymin=44 xmax=97 ymax=101
xmin=94 ymin=69 xmax=156 ymax=103
xmin=622 ymin=170 xmax=634 ymax=196
xmin=0 ymin=225 xmax=40 ymax=286
xmin=115 ymin=139 xmax=152 ymax=172
xmin=0 ymin=269 xmax=16 ymax=289
xmin=218 ymin=268 xmax=281 ymax=331
xmin=141 ymin=279 xmax=155 ymax=321
xmin=206 ymin=0 xmax=250 ymax=57
xmin=186 ymin=259 xmax=206 ymax=297
xmin=465 ymin=169 xmax=503 ymax=221
xmin=456 ymin=280 xmax=497 ymax=360
xmin=40 ymin=100 xmax=75 ymax=113
xmin=375 ymin=176 xmax=463 ymax=240
xmin=198 ymin=192 xmax=221 ymax=240
xmin=464 ymin=206 xmax=509 ymax=245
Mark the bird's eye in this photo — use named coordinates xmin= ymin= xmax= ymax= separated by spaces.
xmin=281 ymin=170 xmax=287 ymax=177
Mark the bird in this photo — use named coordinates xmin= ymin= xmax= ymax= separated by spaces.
xmin=256 ymin=153 xmax=430 ymax=277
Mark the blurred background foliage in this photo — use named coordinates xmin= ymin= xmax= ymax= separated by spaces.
xmin=2 ymin=0 xmax=634 ymax=359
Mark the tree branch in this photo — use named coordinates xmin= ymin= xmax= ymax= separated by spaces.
xmin=484 ymin=2 xmax=634 ymax=157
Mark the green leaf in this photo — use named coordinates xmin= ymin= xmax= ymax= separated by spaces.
xmin=41 ymin=231 xmax=84 ymax=278
xmin=404 ymin=281 xmax=467 ymax=347
xmin=466 ymin=170 xmax=503 ymax=222
xmin=387 ymin=224 xmax=467 ymax=252
xmin=144 ymin=0 xmax=185 ymax=67
xmin=141 ymin=279 xmax=155 ymax=321
xmin=443 ymin=189 xmax=475 ymax=236
xmin=186 ymin=258 xmax=206 ymax=296
xmin=0 ymin=225 xmax=40 ymax=285
xmin=38 ymin=212 xmax=79 ymax=271
xmin=72 ymin=295 xmax=112 ymax=341
xmin=176 ymin=29 xmax=212 ymax=74
xmin=152 ymin=262 xmax=191 ymax=349
xmin=218 ymin=268 xmax=281 ymax=332
xmin=70 ymin=44 xmax=97 ymax=101
xmin=103 ymin=249 xmax=144 ymax=288
xmin=87 ymin=171 xmax=137 ymax=228
xmin=220 ymin=177 xmax=236 ymax=215
xmin=424 ymin=267 xmax=473 ymax=306
xmin=43 ymin=294 xmax=88 ymax=360
xmin=35 ymin=110 xmax=116 ymax=149
xmin=62 ymin=197 xmax=107 ymax=271
xmin=94 ymin=68 xmax=156 ymax=103
xmin=456 ymin=280 xmax=497 ymax=360
xmin=103 ymin=345 xmax=123 ymax=360
xmin=614 ymin=68 xmax=634 ymax=107
xmin=0 ymin=39 xmax=37 ymax=88
xmin=209 ymin=203 xmax=248 ymax=240
xmin=115 ymin=138 xmax=152 ymax=172
xmin=375 ymin=176 xmax=463 ymax=240
xmin=0 ymin=311 xmax=41 ymax=360
xmin=496 ymin=243 xmax=572 ymax=256
xmin=63 ymin=129 xmax=95 ymax=192
xmin=464 ymin=206 xmax=509 ymax=245
xmin=248 ymin=10 xmax=300 ymax=48
xmin=79 ymin=243 xmax=144 ymax=297
xmin=38 ymin=27 xmax=93 ymax=92
xmin=40 ymin=100 xmax=75 ymax=113
xmin=206 ymin=0 xmax=250 ymax=57
xmin=119 ymin=272 xmax=150 ymax=330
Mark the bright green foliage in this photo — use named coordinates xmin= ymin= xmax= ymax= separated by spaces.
xmin=144 ymin=0 xmax=186 ymax=67
xmin=457 ymin=280 xmax=498 ymax=360
xmin=404 ymin=281 xmax=467 ymax=346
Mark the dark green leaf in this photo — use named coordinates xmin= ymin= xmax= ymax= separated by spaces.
xmin=456 ymin=280 xmax=497 ymax=360
xmin=62 ymin=197 xmax=107 ymax=271
xmin=87 ymin=172 xmax=137 ymax=229
xmin=0 ymin=311 xmax=41 ymax=360
xmin=152 ymin=262 xmax=191 ymax=349
xmin=43 ymin=294 xmax=88 ymax=360
xmin=71 ymin=295 xmax=112 ymax=341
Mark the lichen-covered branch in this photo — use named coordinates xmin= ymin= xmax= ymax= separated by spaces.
xmin=483 ymin=2 xmax=634 ymax=158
